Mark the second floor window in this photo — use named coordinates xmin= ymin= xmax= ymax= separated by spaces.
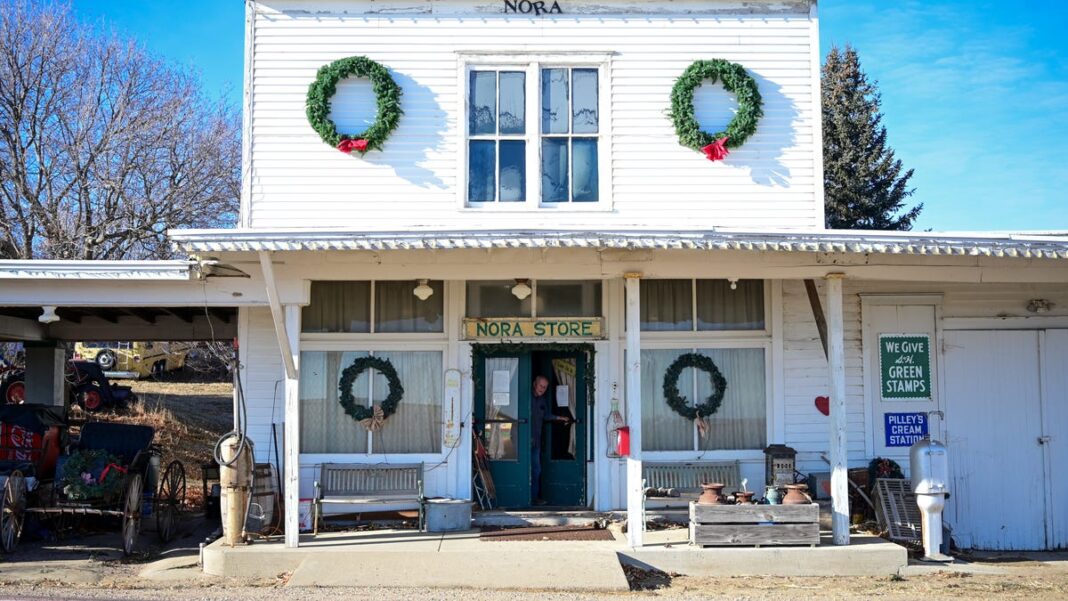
xmin=466 ymin=62 xmax=602 ymax=206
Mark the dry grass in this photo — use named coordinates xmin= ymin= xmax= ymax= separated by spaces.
xmin=79 ymin=380 xmax=233 ymax=508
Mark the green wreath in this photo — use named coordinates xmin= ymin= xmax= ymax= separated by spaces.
xmin=669 ymin=59 xmax=763 ymax=160
xmin=338 ymin=356 xmax=404 ymax=422
xmin=306 ymin=56 xmax=403 ymax=154
xmin=663 ymin=353 xmax=728 ymax=419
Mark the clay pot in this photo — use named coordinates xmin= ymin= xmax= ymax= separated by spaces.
xmin=698 ymin=483 xmax=727 ymax=505
xmin=783 ymin=484 xmax=811 ymax=505
xmin=735 ymin=491 xmax=756 ymax=505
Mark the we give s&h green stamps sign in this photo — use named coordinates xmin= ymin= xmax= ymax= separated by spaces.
xmin=878 ymin=334 xmax=932 ymax=401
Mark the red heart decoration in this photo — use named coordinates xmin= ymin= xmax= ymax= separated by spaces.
xmin=815 ymin=396 xmax=830 ymax=416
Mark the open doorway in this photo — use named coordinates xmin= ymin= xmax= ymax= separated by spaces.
xmin=473 ymin=345 xmax=590 ymax=509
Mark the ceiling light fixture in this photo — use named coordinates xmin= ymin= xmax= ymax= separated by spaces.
xmin=728 ymin=278 xmax=739 ymax=291
xmin=511 ymin=279 xmax=532 ymax=300
xmin=38 ymin=305 xmax=60 ymax=324
xmin=413 ymin=279 xmax=434 ymax=301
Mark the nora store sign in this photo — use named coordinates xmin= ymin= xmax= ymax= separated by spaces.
xmin=464 ymin=317 xmax=604 ymax=340
xmin=503 ymin=1 xmax=563 ymax=15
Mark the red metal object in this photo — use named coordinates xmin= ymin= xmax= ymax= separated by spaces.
xmin=616 ymin=426 xmax=630 ymax=457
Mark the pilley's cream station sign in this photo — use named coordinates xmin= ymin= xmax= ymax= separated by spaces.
xmin=464 ymin=318 xmax=604 ymax=340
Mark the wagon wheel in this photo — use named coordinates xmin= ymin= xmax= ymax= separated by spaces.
xmin=1 ymin=470 xmax=27 ymax=553
xmin=2 ymin=380 xmax=25 ymax=405
xmin=120 ymin=473 xmax=143 ymax=556
xmin=156 ymin=461 xmax=185 ymax=543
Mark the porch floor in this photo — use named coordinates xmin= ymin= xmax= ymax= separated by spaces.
xmin=202 ymin=528 xmax=907 ymax=588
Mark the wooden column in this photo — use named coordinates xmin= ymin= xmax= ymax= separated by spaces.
xmin=624 ymin=273 xmax=643 ymax=548
xmin=283 ymin=304 xmax=301 ymax=548
xmin=825 ymin=274 xmax=850 ymax=545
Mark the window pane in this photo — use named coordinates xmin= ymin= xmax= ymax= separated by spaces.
xmin=536 ymin=280 xmax=602 ymax=317
xmin=571 ymin=69 xmax=598 ymax=134
xmin=541 ymin=68 xmax=569 ymax=134
xmin=572 ymin=138 xmax=598 ymax=202
xmin=469 ymin=71 xmax=496 ymax=135
xmin=696 ymin=348 xmax=766 ymax=450
xmin=541 ymin=138 xmax=568 ymax=203
xmin=372 ymin=351 xmax=443 ymax=453
xmin=299 ymin=351 xmax=370 ymax=453
xmin=641 ymin=349 xmax=694 ymax=451
xmin=375 ymin=281 xmax=444 ymax=333
xmin=696 ymin=280 xmax=765 ymax=330
xmin=468 ymin=140 xmax=496 ymax=202
xmin=499 ymin=140 xmax=526 ymax=202
xmin=466 ymin=280 xmax=532 ymax=317
xmin=498 ymin=72 xmax=526 ymax=135
xmin=483 ymin=357 xmax=519 ymax=460
xmin=302 ymin=281 xmax=371 ymax=333
xmin=640 ymin=280 xmax=693 ymax=331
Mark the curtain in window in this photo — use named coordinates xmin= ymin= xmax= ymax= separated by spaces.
xmin=696 ymin=280 xmax=765 ymax=330
xmin=301 ymin=282 xmax=371 ymax=333
xmin=484 ymin=357 xmax=519 ymax=460
xmin=640 ymin=349 xmax=694 ymax=451
xmin=375 ymin=281 xmax=444 ymax=333
xmin=299 ymin=351 xmax=442 ymax=454
xmin=696 ymin=348 xmax=766 ymax=450
xmin=640 ymin=280 xmax=693 ymax=331
xmin=300 ymin=351 xmax=370 ymax=453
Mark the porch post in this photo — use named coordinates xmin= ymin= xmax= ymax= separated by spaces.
xmin=283 ymin=304 xmax=301 ymax=548
xmin=624 ymin=273 xmax=643 ymax=547
xmin=24 ymin=341 xmax=66 ymax=409
xmin=825 ymin=274 xmax=850 ymax=545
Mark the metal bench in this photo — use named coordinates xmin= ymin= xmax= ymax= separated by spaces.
xmin=313 ymin=463 xmax=425 ymax=533
xmin=642 ymin=461 xmax=742 ymax=512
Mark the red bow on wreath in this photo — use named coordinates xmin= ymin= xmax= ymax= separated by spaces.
xmin=99 ymin=462 xmax=128 ymax=483
xmin=337 ymin=138 xmax=369 ymax=154
xmin=701 ymin=137 xmax=730 ymax=162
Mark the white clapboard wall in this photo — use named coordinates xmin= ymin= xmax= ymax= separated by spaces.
xmin=244 ymin=0 xmax=822 ymax=231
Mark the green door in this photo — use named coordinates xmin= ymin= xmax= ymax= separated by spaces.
xmin=474 ymin=352 xmax=531 ymax=508
xmin=474 ymin=347 xmax=588 ymax=508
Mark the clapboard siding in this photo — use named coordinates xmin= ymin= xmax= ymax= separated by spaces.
xmin=246 ymin=1 xmax=820 ymax=230
xmin=781 ymin=279 xmax=1068 ymax=473
xmin=240 ymin=307 xmax=286 ymax=465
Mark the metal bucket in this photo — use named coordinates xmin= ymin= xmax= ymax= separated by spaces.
xmin=425 ymin=499 xmax=471 ymax=532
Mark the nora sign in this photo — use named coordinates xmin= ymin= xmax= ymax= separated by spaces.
xmin=504 ymin=1 xmax=563 ymax=15
xmin=464 ymin=317 xmax=603 ymax=340
xmin=878 ymin=334 xmax=933 ymax=401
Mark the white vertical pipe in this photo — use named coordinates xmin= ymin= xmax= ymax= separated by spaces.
xmin=624 ymin=274 xmax=643 ymax=548
xmin=283 ymin=304 xmax=301 ymax=548
xmin=825 ymin=274 xmax=850 ymax=545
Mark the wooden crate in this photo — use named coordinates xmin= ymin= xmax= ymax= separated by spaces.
xmin=689 ymin=502 xmax=820 ymax=547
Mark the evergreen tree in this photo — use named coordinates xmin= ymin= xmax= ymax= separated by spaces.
xmin=822 ymin=45 xmax=921 ymax=230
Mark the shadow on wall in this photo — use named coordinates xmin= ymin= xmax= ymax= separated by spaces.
xmin=363 ymin=70 xmax=448 ymax=190
xmin=736 ymin=73 xmax=795 ymax=188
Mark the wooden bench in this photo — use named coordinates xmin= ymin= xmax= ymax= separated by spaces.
xmin=642 ymin=461 xmax=742 ymax=510
xmin=313 ymin=463 xmax=425 ymax=533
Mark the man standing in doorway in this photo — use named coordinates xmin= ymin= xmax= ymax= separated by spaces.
xmin=531 ymin=374 xmax=571 ymax=506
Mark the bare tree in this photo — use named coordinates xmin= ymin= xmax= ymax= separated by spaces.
xmin=0 ymin=0 xmax=240 ymax=260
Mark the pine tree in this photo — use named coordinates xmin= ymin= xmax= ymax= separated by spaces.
xmin=822 ymin=45 xmax=921 ymax=230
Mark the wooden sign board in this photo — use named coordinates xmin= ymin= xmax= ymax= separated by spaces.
xmin=464 ymin=317 xmax=604 ymax=340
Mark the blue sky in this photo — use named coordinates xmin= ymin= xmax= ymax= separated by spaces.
xmin=70 ymin=1 xmax=1068 ymax=231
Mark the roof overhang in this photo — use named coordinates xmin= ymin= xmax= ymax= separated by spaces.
xmin=0 ymin=260 xmax=200 ymax=281
xmin=169 ymin=228 xmax=1068 ymax=260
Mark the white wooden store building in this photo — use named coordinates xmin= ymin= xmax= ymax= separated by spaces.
xmin=2 ymin=0 xmax=1068 ymax=552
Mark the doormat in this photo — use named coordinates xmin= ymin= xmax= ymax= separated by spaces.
xmin=479 ymin=525 xmax=615 ymax=542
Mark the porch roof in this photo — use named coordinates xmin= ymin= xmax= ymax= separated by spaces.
xmin=169 ymin=228 xmax=1068 ymax=260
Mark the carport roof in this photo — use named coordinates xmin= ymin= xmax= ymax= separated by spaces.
xmin=0 ymin=260 xmax=198 ymax=280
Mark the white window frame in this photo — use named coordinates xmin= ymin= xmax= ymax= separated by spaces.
xmin=638 ymin=279 xmax=772 ymax=341
xmin=300 ymin=280 xmax=451 ymax=343
xmin=457 ymin=52 xmax=614 ymax=212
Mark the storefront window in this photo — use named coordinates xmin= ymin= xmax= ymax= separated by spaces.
xmin=536 ymin=280 xmax=602 ymax=317
xmin=299 ymin=350 xmax=442 ymax=454
xmin=640 ymin=347 xmax=767 ymax=452
xmin=466 ymin=280 xmax=532 ymax=318
xmin=640 ymin=279 xmax=764 ymax=332
xmin=302 ymin=281 xmax=444 ymax=333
